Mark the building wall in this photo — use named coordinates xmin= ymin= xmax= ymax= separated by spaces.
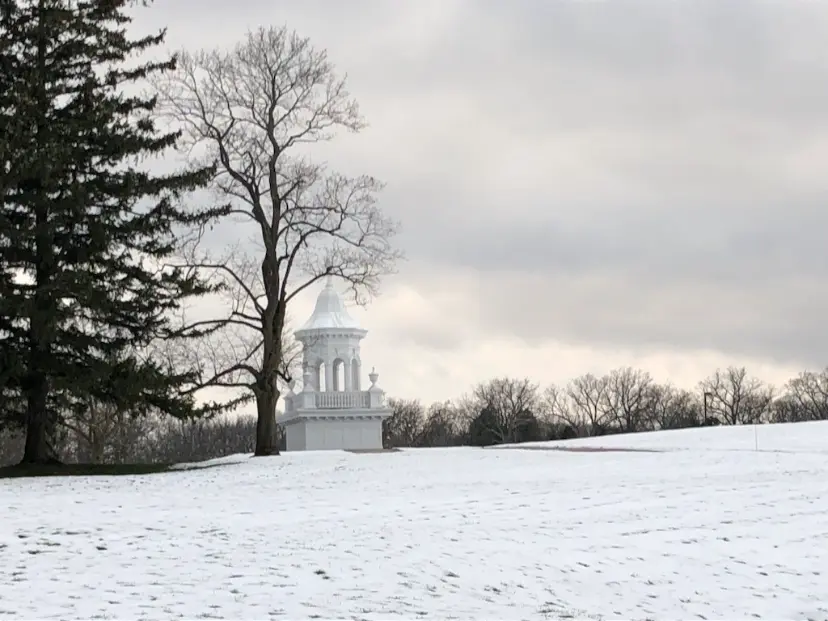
xmin=285 ymin=418 xmax=383 ymax=451
xmin=285 ymin=421 xmax=306 ymax=451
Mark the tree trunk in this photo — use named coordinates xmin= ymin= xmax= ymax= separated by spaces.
xmin=91 ymin=430 xmax=105 ymax=464
xmin=254 ymin=389 xmax=280 ymax=456
xmin=254 ymin=294 xmax=284 ymax=457
xmin=20 ymin=372 xmax=58 ymax=464
xmin=19 ymin=0 xmax=59 ymax=468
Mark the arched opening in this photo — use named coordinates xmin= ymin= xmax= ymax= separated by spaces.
xmin=333 ymin=358 xmax=346 ymax=391
xmin=317 ymin=361 xmax=326 ymax=392
xmin=351 ymin=359 xmax=361 ymax=391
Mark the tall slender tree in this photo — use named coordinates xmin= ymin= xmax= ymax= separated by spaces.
xmin=0 ymin=0 xmax=26 ymax=432
xmin=0 ymin=0 xmax=232 ymax=465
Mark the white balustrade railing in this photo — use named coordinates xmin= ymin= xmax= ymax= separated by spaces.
xmin=314 ymin=391 xmax=371 ymax=409
xmin=282 ymin=390 xmax=379 ymax=414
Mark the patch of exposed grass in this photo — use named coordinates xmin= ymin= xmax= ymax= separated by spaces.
xmin=0 ymin=462 xmax=174 ymax=479
xmin=0 ymin=457 xmax=246 ymax=478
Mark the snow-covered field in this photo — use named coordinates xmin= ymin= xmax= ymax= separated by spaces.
xmin=2 ymin=422 xmax=828 ymax=620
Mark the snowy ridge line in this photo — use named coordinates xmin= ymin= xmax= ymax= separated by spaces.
xmin=496 ymin=444 xmax=828 ymax=455
xmin=509 ymin=420 xmax=828 ymax=453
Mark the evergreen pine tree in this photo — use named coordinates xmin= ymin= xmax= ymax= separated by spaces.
xmin=0 ymin=0 xmax=230 ymax=464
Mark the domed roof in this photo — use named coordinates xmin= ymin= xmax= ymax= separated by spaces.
xmin=295 ymin=277 xmax=364 ymax=334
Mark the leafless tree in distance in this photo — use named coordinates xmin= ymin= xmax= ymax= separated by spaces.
xmin=418 ymin=401 xmax=466 ymax=447
xmin=601 ymin=367 xmax=656 ymax=433
xmin=782 ymin=369 xmax=828 ymax=421
xmin=566 ymin=373 xmax=611 ymax=436
xmin=383 ymin=398 xmax=425 ymax=448
xmin=700 ymin=366 xmax=774 ymax=425
xmin=60 ymin=400 xmax=124 ymax=464
xmin=471 ymin=377 xmax=540 ymax=444
xmin=540 ymin=384 xmax=581 ymax=436
xmin=649 ymin=384 xmax=701 ymax=430
xmin=151 ymin=26 xmax=401 ymax=455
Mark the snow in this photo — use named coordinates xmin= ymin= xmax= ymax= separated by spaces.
xmin=2 ymin=422 xmax=828 ymax=619
xmin=514 ymin=420 xmax=828 ymax=453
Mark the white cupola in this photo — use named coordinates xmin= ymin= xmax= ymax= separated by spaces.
xmin=278 ymin=276 xmax=392 ymax=452
xmin=294 ymin=276 xmax=368 ymax=393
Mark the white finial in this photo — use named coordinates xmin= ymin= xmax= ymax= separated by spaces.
xmin=368 ymin=367 xmax=378 ymax=386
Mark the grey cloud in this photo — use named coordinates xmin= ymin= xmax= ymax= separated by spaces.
xmin=409 ymin=194 xmax=828 ymax=283
xmin=399 ymin=259 xmax=827 ymax=371
xmin=388 ymin=173 xmax=828 ymax=366
xmin=392 ymin=320 xmax=470 ymax=353
xmin=373 ymin=1 xmax=828 ymax=367
xmin=135 ymin=0 xmax=828 ymax=370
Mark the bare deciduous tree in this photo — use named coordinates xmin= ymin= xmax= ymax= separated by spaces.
xmin=152 ymin=26 xmax=401 ymax=456
xmin=418 ymin=401 xmax=466 ymax=447
xmin=783 ymin=369 xmax=828 ymax=422
xmin=602 ymin=367 xmax=656 ymax=433
xmin=566 ymin=373 xmax=611 ymax=436
xmin=60 ymin=400 xmax=123 ymax=464
xmin=58 ymin=400 xmax=157 ymax=465
xmin=771 ymin=394 xmax=803 ymax=424
xmin=470 ymin=377 xmax=540 ymax=444
xmin=539 ymin=384 xmax=581 ymax=437
xmin=700 ymin=366 xmax=774 ymax=425
xmin=383 ymin=398 xmax=425 ymax=448
xmin=650 ymin=384 xmax=701 ymax=430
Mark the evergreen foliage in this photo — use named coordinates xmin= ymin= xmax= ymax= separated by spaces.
xmin=0 ymin=0 xmax=232 ymax=464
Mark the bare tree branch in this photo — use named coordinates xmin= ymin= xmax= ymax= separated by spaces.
xmin=782 ymin=368 xmax=828 ymax=421
xmin=566 ymin=373 xmax=612 ymax=436
xmin=150 ymin=26 xmax=401 ymax=455
xmin=602 ymin=367 xmax=656 ymax=433
xmin=469 ymin=378 xmax=541 ymax=444
xmin=699 ymin=366 xmax=774 ymax=425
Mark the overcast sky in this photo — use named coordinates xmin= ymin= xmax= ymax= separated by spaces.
xmin=133 ymin=0 xmax=828 ymax=404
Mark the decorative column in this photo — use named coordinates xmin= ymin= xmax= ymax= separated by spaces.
xmin=332 ymin=363 xmax=341 ymax=392
xmin=324 ymin=356 xmax=334 ymax=392
xmin=343 ymin=359 xmax=352 ymax=391
xmin=352 ymin=360 xmax=361 ymax=391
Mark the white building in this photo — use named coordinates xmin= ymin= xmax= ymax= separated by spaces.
xmin=278 ymin=277 xmax=392 ymax=451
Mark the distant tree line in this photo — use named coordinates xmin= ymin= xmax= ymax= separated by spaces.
xmin=0 ymin=412 xmax=282 ymax=467
xmin=2 ymin=364 xmax=824 ymax=465
xmin=382 ymin=365 xmax=828 ymax=449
